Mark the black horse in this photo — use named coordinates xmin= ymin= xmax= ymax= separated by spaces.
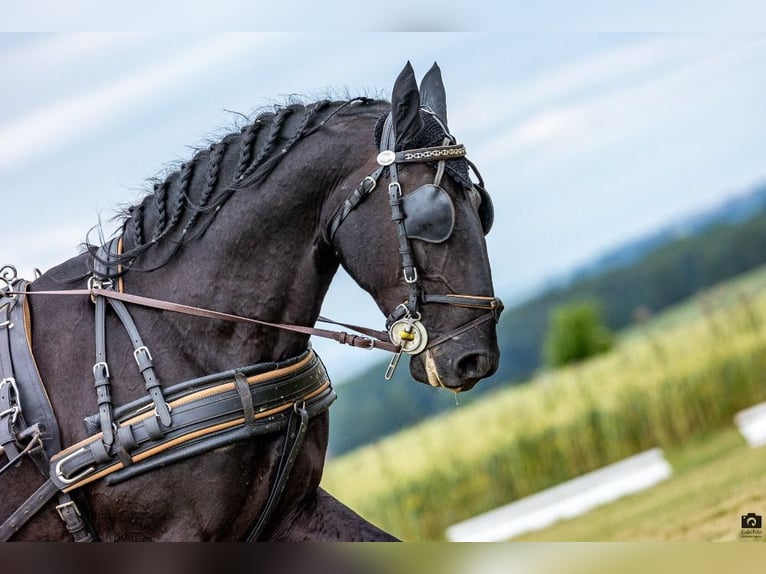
xmin=0 ymin=62 xmax=500 ymax=541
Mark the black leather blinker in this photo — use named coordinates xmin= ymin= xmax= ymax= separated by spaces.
xmin=402 ymin=184 xmax=455 ymax=244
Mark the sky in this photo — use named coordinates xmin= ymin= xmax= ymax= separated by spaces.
xmin=1 ymin=32 xmax=765 ymax=379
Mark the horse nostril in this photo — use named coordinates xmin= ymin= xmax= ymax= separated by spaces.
xmin=455 ymin=351 xmax=492 ymax=379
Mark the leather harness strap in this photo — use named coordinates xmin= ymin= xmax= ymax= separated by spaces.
xmin=246 ymin=401 xmax=309 ymax=542
xmin=0 ymin=347 xmax=333 ymax=540
xmin=21 ymin=287 xmax=400 ymax=353
xmin=92 ymin=282 xmax=115 ymax=446
xmin=51 ymin=350 xmax=331 ymax=492
xmin=93 ymin=240 xmax=173 ymax=430
xmin=0 ymin=280 xmax=97 ymax=541
xmin=1 ymin=267 xmax=336 ymax=541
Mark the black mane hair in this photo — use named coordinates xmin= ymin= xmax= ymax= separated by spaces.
xmin=87 ymin=97 xmax=388 ymax=276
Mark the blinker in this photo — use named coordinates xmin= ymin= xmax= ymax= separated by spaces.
xmin=402 ymin=184 xmax=455 ymax=243
xmin=401 ymin=183 xmax=494 ymax=242
xmin=474 ymin=183 xmax=494 ymax=235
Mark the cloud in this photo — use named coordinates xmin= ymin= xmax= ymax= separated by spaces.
xmin=454 ymin=35 xmax=682 ymax=135
xmin=0 ymin=33 xmax=134 ymax=76
xmin=470 ymin=36 xmax=766 ymax=166
xmin=0 ymin=33 xmax=275 ymax=175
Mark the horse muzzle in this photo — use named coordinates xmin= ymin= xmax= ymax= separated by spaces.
xmin=409 ymin=321 xmax=500 ymax=392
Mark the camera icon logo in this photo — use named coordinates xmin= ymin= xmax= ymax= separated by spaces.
xmin=741 ymin=513 xmax=762 ymax=529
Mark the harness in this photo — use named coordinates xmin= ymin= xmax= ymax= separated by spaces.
xmin=0 ymin=262 xmax=335 ymax=541
xmin=0 ymin=107 xmax=503 ymax=541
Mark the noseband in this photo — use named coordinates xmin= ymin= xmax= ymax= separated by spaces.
xmin=327 ymin=108 xmax=503 ymax=379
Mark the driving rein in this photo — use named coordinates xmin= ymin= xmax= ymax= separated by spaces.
xmin=0 ymin=108 xmax=502 ymax=541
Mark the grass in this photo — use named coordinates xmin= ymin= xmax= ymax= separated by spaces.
xmin=512 ymin=427 xmax=766 ymax=541
xmin=321 ymin=264 xmax=766 ymax=540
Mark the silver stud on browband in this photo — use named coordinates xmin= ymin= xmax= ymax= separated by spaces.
xmin=377 ymin=150 xmax=396 ymax=166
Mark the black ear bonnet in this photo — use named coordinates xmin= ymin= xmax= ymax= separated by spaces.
xmin=374 ymin=111 xmax=472 ymax=191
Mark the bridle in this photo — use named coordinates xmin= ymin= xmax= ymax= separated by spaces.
xmin=327 ymin=108 xmax=503 ymax=380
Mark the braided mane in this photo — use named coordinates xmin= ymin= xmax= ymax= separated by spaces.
xmin=90 ymin=97 xmax=386 ymax=274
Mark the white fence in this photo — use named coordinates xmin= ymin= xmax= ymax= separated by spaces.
xmin=735 ymin=402 xmax=766 ymax=448
xmin=445 ymin=447 xmax=673 ymax=542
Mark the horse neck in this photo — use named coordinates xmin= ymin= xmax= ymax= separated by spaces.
xmin=119 ymin=105 xmax=381 ymax=369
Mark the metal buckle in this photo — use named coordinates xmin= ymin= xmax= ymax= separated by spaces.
xmin=362 ymin=176 xmax=378 ymax=194
xmin=87 ymin=276 xmax=113 ymax=302
xmin=55 ymin=499 xmax=81 ymax=521
xmin=0 ymin=378 xmax=20 ymax=425
xmin=0 ymin=377 xmax=18 ymax=396
xmin=403 ymin=267 xmax=418 ymax=284
xmin=133 ymin=346 xmax=153 ymax=366
xmin=0 ymin=405 xmax=19 ymax=425
xmin=153 ymin=402 xmax=172 ymax=418
xmin=92 ymin=362 xmax=110 ymax=380
xmin=54 ymin=447 xmax=95 ymax=486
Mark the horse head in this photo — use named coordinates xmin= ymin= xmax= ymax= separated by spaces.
xmin=327 ymin=63 xmax=501 ymax=392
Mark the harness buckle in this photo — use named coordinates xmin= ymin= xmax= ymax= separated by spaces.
xmin=133 ymin=346 xmax=153 ymax=366
xmin=92 ymin=362 xmax=110 ymax=380
xmin=0 ymin=378 xmax=20 ymax=425
xmin=403 ymin=267 xmax=418 ymax=284
xmin=55 ymin=499 xmax=81 ymax=521
xmin=153 ymin=402 xmax=172 ymax=418
xmin=54 ymin=447 xmax=96 ymax=486
xmin=361 ymin=176 xmax=378 ymax=194
xmin=87 ymin=276 xmax=113 ymax=303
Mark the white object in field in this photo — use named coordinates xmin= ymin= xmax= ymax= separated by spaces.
xmin=735 ymin=402 xmax=766 ymax=448
xmin=445 ymin=447 xmax=673 ymax=542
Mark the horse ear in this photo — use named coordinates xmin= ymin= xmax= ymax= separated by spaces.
xmin=391 ymin=62 xmax=423 ymax=149
xmin=419 ymin=62 xmax=448 ymax=128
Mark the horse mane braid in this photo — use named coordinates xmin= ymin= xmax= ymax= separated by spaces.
xmin=97 ymin=98 xmax=381 ymax=275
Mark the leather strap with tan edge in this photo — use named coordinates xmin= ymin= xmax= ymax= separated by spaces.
xmin=50 ymin=350 xmax=333 ymax=492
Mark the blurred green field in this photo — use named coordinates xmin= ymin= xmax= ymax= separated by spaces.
xmin=321 ymin=264 xmax=766 ymax=541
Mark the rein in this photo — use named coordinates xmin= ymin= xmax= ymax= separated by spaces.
xmin=19 ymin=287 xmax=400 ymax=353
